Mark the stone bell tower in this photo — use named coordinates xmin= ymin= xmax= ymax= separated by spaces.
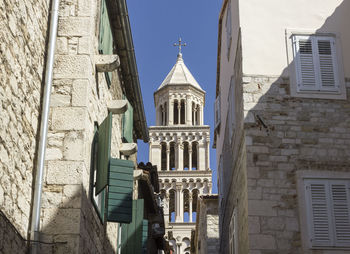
xmin=149 ymin=42 xmax=212 ymax=254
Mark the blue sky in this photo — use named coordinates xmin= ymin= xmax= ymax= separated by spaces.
xmin=127 ymin=0 xmax=222 ymax=193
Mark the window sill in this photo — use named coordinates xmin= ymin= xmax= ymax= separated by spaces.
xmin=290 ymin=87 xmax=347 ymax=100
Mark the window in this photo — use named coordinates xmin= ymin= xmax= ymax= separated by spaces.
xmin=90 ymin=123 xmax=106 ymax=222
xmin=304 ymin=178 xmax=350 ymax=248
xmin=228 ymin=76 xmax=235 ymax=142
xmin=99 ymin=0 xmax=114 ymax=87
xmin=229 ymin=208 xmax=238 ymax=254
xmin=287 ymin=31 xmax=346 ymax=99
xmin=225 ymin=1 xmax=232 ymax=59
xmin=214 ymin=93 xmax=221 ymax=131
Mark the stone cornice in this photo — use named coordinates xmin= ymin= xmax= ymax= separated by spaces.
xmin=158 ymin=170 xmax=212 ymax=177
xmin=149 ymin=125 xmax=210 ymax=131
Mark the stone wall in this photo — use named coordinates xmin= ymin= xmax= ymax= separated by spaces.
xmin=39 ymin=0 xmax=124 ymax=253
xmin=195 ymin=197 xmax=219 ymax=254
xmin=243 ymin=75 xmax=350 ymax=254
xmin=0 ymin=0 xmax=49 ymax=252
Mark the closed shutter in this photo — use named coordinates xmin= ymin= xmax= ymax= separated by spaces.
xmin=142 ymin=220 xmax=148 ymax=254
xmin=99 ymin=0 xmax=113 ymax=86
xmin=121 ymin=199 xmax=145 ymax=254
xmin=107 ymin=158 xmax=134 ymax=223
xmin=305 ymin=180 xmax=333 ymax=247
xmin=294 ymin=36 xmax=318 ymax=91
xmin=316 ymin=37 xmax=338 ymax=91
xmin=122 ymin=100 xmax=134 ymax=143
xmin=330 ymin=181 xmax=350 ymax=247
xmin=96 ymin=112 xmax=112 ymax=194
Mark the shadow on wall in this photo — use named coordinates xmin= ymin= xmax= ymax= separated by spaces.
xmin=37 ymin=187 xmax=117 ymax=254
xmin=232 ymin=1 xmax=350 ymax=253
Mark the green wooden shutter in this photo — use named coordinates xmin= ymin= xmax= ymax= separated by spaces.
xmin=99 ymin=0 xmax=113 ymax=86
xmin=122 ymin=100 xmax=134 ymax=143
xmin=96 ymin=113 xmax=112 ymax=194
xmin=107 ymin=158 xmax=134 ymax=223
xmin=142 ymin=219 xmax=148 ymax=254
xmin=121 ymin=199 xmax=146 ymax=254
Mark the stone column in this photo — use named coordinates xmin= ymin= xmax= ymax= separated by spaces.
xmin=169 ymin=98 xmax=174 ymax=125
xmin=199 ymin=105 xmax=203 ymax=125
xmin=189 ymin=143 xmax=192 ymax=170
xmin=164 ymin=191 xmax=170 ymax=225
xmin=177 ymin=104 xmax=181 ymax=125
xmin=206 ymin=137 xmax=210 ymax=170
xmin=178 ymin=139 xmax=184 ymax=170
xmin=186 ymin=96 xmax=192 ymax=125
xmin=198 ymin=143 xmax=205 ymax=171
xmin=166 ymin=143 xmax=170 ymax=171
xmin=189 ymin=193 xmax=193 ymax=223
xmin=175 ymin=184 xmax=182 ymax=222
xmin=194 ymin=106 xmax=198 ymax=125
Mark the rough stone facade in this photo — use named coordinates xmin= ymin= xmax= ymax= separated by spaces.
xmin=194 ymin=195 xmax=219 ymax=254
xmin=243 ymin=75 xmax=350 ymax=254
xmin=0 ymin=0 xmax=146 ymax=253
xmin=0 ymin=0 xmax=49 ymax=252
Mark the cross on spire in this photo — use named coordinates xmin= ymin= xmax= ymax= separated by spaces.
xmin=173 ymin=37 xmax=187 ymax=54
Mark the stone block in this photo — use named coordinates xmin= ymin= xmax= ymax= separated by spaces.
xmin=51 ymin=93 xmax=71 ymax=107
xmin=248 ymin=200 xmax=277 ymax=216
xmin=52 ymin=107 xmax=87 ymax=131
xmin=46 ymin=147 xmax=63 ymax=160
xmin=249 ymin=234 xmax=276 ymax=250
xmin=54 ymin=55 xmax=93 ymax=79
xmin=56 ymin=37 xmax=68 ymax=55
xmin=72 ymin=79 xmax=88 ymax=106
xmin=285 ymin=217 xmax=299 ymax=231
xmin=248 ymin=216 xmax=260 ymax=234
xmin=47 ymin=161 xmax=84 ymax=185
xmin=58 ymin=17 xmax=90 ymax=36
xmin=63 ymin=131 xmax=84 ymax=160
xmin=42 ymin=208 xmax=81 ymax=234
xmin=78 ymin=37 xmax=90 ymax=54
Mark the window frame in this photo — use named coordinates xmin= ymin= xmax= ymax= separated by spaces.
xmin=90 ymin=124 xmax=107 ymax=223
xmin=297 ymin=171 xmax=350 ymax=251
xmin=225 ymin=0 xmax=232 ymax=60
xmin=286 ymin=29 xmax=346 ymax=100
xmin=229 ymin=207 xmax=238 ymax=254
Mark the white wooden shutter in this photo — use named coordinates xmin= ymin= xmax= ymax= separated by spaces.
xmin=316 ymin=37 xmax=339 ymax=91
xmin=305 ymin=180 xmax=333 ymax=247
xmin=330 ymin=181 xmax=350 ymax=247
xmin=294 ymin=36 xmax=318 ymax=91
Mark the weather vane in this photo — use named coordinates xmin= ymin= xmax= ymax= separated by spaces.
xmin=173 ymin=37 xmax=186 ymax=54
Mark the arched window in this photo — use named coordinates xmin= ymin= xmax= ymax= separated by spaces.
xmin=164 ymin=102 xmax=167 ymax=125
xmin=192 ymin=102 xmax=195 ymax=125
xmin=170 ymin=142 xmax=176 ymax=170
xmin=183 ymin=142 xmax=189 ymax=170
xmin=174 ymin=100 xmax=179 ymax=124
xmin=180 ymin=99 xmax=185 ymax=124
xmin=192 ymin=142 xmax=198 ymax=170
xmin=169 ymin=189 xmax=176 ymax=222
xmin=161 ymin=142 xmax=167 ymax=170
xmin=183 ymin=189 xmax=190 ymax=222
xmin=192 ymin=189 xmax=199 ymax=222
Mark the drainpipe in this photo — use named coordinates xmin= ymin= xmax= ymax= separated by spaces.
xmin=30 ymin=0 xmax=60 ymax=252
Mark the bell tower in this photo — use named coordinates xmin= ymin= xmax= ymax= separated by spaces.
xmin=149 ymin=44 xmax=212 ymax=254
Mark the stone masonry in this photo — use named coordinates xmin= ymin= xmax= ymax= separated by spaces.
xmin=0 ymin=0 xmax=49 ymax=252
xmin=243 ymin=75 xmax=350 ymax=254
xmin=0 ymin=0 xmax=141 ymax=253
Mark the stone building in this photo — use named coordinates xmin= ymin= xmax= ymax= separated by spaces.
xmin=0 ymin=0 xmax=150 ymax=253
xmin=193 ymin=195 xmax=219 ymax=254
xmin=215 ymin=0 xmax=350 ymax=253
xmin=149 ymin=51 xmax=212 ymax=254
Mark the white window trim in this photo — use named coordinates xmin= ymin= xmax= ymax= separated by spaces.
xmin=297 ymin=170 xmax=350 ymax=251
xmin=228 ymin=76 xmax=235 ymax=144
xmin=286 ymin=29 xmax=346 ymax=100
xmin=229 ymin=207 xmax=238 ymax=254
